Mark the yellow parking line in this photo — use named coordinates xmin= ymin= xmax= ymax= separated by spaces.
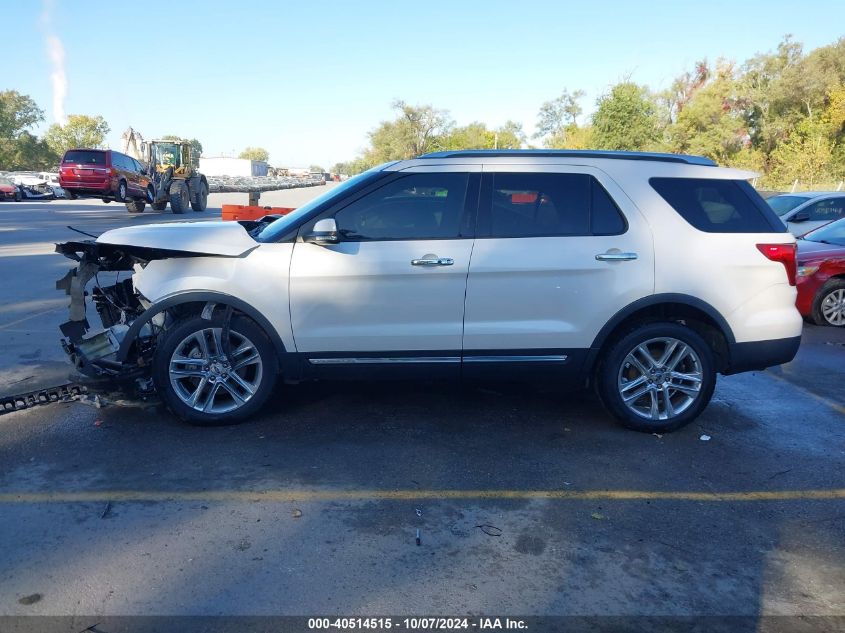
xmin=0 ymin=488 xmax=843 ymax=504
xmin=765 ymin=370 xmax=845 ymax=416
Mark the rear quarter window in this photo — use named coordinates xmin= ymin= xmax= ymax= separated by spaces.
xmin=63 ymin=150 xmax=107 ymax=166
xmin=650 ymin=178 xmax=786 ymax=233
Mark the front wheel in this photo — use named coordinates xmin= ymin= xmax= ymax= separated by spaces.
xmin=813 ymin=280 xmax=845 ymax=327
xmin=596 ymin=322 xmax=716 ymax=433
xmin=169 ymin=181 xmax=188 ymax=214
xmin=191 ymin=181 xmax=208 ymax=212
xmin=152 ymin=314 xmax=278 ymax=425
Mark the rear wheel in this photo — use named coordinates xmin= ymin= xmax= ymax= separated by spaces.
xmin=115 ymin=180 xmax=127 ymax=202
xmin=152 ymin=201 xmax=168 ymax=211
xmin=169 ymin=181 xmax=188 ymax=214
xmin=813 ymin=279 xmax=845 ymax=327
xmin=596 ymin=322 xmax=716 ymax=433
xmin=191 ymin=181 xmax=208 ymax=212
xmin=152 ymin=314 xmax=277 ymax=425
xmin=125 ymin=199 xmax=145 ymax=213
xmin=14 ymin=189 xmax=22 ymax=202
xmin=102 ymin=198 xmax=111 ymax=204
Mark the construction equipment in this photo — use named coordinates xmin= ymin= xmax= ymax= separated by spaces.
xmin=141 ymin=139 xmax=209 ymax=213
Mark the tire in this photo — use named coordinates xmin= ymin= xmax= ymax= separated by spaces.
xmin=152 ymin=201 xmax=168 ymax=211
xmin=102 ymin=198 xmax=112 ymax=204
xmin=115 ymin=180 xmax=127 ymax=202
xmin=169 ymin=181 xmax=188 ymax=214
xmin=126 ymin=199 xmax=146 ymax=213
xmin=152 ymin=314 xmax=277 ymax=426
xmin=191 ymin=180 xmax=208 ymax=212
xmin=145 ymin=184 xmax=155 ymax=203
xmin=812 ymin=279 xmax=845 ymax=327
xmin=596 ymin=322 xmax=716 ymax=433
xmin=14 ymin=189 xmax=22 ymax=202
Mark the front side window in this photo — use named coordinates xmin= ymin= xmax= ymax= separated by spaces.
xmin=482 ymin=172 xmax=625 ymax=238
xmin=805 ymin=198 xmax=845 ymax=221
xmin=334 ymin=172 xmax=469 ymax=240
xmin=650 ymin=178 xmax=785 ymax=233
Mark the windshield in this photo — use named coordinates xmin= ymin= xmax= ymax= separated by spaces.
xmin=153 ymin=143 xmax=181 ymax=167
xmin=256 ymin=164 xmax=392 ymax=242
xmin=804 ymin=218 xmax=845 ymax=245
xmin=767 ymin=195 xmax=808 ymax=216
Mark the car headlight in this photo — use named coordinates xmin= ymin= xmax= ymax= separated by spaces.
xmin=796 ymin=265 xmax=819 ymax=277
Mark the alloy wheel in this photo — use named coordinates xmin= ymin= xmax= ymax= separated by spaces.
xmin=169 ymin=327 xmax=263 ymax=414
xmin=617 ymin=337 xmax=703 ymax=421
xmin=821 ymin=289 xmax=845 ymax=326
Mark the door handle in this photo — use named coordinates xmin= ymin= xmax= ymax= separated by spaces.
xmin=595 ymin=252 xmax=638 ymax=261
xmin=411 ymin=257 xmax=454 ymax=266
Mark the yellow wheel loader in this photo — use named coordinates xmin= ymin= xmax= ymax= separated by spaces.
xmin=142 ymin=139 xmax=209 ymax=214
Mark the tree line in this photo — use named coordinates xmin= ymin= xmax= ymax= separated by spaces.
xmin=333 ymin=36 xmax=845 ymax=190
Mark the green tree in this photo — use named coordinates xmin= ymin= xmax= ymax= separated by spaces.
xmin=239 ymin=146 xmax=270 ymax=162
xmin=546 ymin=124 xmax=594 ymax=149
xmin=309 ymin=164 xmax=325 ymax=173
xmin=535 ymin=89 xmax=585 ymax=138
xmin=0 ymin=90 xmax=44 ymax=139
xmin=592 ymin=82 xmax=660 ymax=150
xmin=666 ymin=62 xmax=747 ymax=162
xmin=365 ymin=100 xmax=453 ymax=162
xmin=0 ymin=90 xmax=56 ymax=169
xmin=768 ymin=116 xmax=836 ymax=188
xmin=44 ymin=114 xmax=110 ymax=155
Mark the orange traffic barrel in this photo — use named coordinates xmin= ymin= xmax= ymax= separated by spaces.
xmin=221 ymin=205 xmax=296 ymax=221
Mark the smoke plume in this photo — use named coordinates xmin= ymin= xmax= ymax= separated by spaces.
xmin=41 ymin=0 xmax=68 ymax=125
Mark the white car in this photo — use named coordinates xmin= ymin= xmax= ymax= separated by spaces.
xmin=56 ymin=150 xmax=802 ymax=432
xmin=767 ymin=191 xmax=845 ymax=236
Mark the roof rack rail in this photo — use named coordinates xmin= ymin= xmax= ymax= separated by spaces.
xmin=418 ymin=149 xmax=717 ymax=166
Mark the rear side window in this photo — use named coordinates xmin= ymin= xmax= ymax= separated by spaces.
xmin=650 ymin=178 xmax=786 ymax=233
xmin=63 ymin=150 xmax=106 ymax=166
xmin=482 ymin=172 xmax=626 ymax=238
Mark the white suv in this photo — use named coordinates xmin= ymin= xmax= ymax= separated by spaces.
xmin=56 ymin=150 xmax=802 ymax=432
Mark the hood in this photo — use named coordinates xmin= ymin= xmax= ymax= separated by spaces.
xmin=96 ymin=221 xmax=258 ymax=257
xmin=0 ymin=185 xmax=14 ymax=192
xmin=797 ymin=238 xmax=845 ymax=262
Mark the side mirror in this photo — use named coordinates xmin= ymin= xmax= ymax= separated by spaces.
xmin=791 ymin=210 xmax=810 ymax=223
xmin=140 ymin=168 xmax=148 ymax=176
xmin=304 ymin=218 xmax=339 ymax=245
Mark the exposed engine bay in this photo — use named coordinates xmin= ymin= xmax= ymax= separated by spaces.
xmin=54 ymin=217 xmax=281 ymax=394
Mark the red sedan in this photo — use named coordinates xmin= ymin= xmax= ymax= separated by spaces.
xmin=0 ymin=176 xmax=22 ymax=201
xmin=796 ymin=218 xmax=845 ymax=327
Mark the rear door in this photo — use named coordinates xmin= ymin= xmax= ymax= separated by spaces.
xmin=289 ymin=166 xmax=480 ymax=373
xmin=462 ymin=165 xmax=654 ymax=373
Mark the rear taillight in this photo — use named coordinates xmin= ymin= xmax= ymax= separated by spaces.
xmin=757 ymin=243 xmax=797 ymax=286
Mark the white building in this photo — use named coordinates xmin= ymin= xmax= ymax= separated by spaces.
xmin=199 ymin=157 xmax=269 ymax=177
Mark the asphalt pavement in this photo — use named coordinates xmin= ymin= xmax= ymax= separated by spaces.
xmin=0 ymin=192 xmax=842 ymax=621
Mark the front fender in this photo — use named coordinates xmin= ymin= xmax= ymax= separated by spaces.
xmin=115 ymin=291 xmax=287 ymax=370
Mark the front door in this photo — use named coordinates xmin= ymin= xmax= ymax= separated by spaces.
xmin=289 ymin=168 xmax=479 ymax=373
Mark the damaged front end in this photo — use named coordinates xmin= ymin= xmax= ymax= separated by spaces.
xmin=55 ymin=241 xmax=203 ymax=390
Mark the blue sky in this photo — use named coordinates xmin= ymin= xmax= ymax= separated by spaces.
xmin=3 ymin=0 xmax=844 ymax=167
